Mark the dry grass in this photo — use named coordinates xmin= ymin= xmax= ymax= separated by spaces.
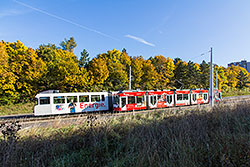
xmin=0 ymin=102 xmax=250 ymax=167
xmin=0 ymin=102 xmax=35 ymax=116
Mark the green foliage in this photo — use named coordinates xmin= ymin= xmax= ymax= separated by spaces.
xmin=200 ymin=60 xmax=210 ymax=88
xmin=60 ymin=37 xmax=77 ymax=53
xmin=173 ymin=58 xmax=188 ymax=89
xmin=79 ymin=49 xmax=90 ymax=68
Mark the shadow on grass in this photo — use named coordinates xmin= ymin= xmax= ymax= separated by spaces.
xmin=0 ymin=102 xmax=250 ymax=167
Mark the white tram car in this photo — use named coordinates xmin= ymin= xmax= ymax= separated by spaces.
xmin=34 ymin=90 xmax=109 ymax=116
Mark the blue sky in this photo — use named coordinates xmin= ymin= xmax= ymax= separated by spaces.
xmin=1 ymin=0 xmax=250 ymax=67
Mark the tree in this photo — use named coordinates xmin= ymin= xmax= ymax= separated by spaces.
xmin=141 ymin=60 xmax=158 ymax=90
xmin=236 ymin=68 xmax=249 ymax=89
xmin=36 ymin=44 xmax=88 ymax=92
xmin=88 ymin=57 xmax=109 ymax=91
xmin=214 ymin=65 xmax=228 ymax=90
xmin=60 ymin=37 xmax=77 ymax=53
xmin=186 ymin=61 xmax=201 ymax=88
xmin=0 ymin=42 xmax=17 ymax=104
xmin=149 ymin=55 xmax=174 ymax=89
xmin=173 ymin=58 xmax=188 ymax=89
xmin=79 ymin=49 xmax=90 ymax=68
xmin=225 ymin=65 xmax=241 ymax=88
xmin=131 ymin=56 xmax=144 ymax=89
xmin=200 ymin=60 xmax=210 ymax=88
xmin=4 ymin=40 xmax=46 ymax=102
xmin=96 ymin=49 xmax=129 ymax=90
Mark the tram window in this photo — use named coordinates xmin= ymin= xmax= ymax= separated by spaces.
xmin=204 ymin=94 xmax=208 ymax=100
xmin=167 ymin=95 xmax=173 ymax=103
xmin=177 ymin=94 xmax=182 ymax=101
xmin=79 ymin=95 xmax=89 ymax=102
xmin=66 ymin=96 xmax=77 ymax=103
xmin=128 ymin=96 xmax=135 ymax=104
xmin=169 ymin=95 xmax=173 ymax=103
xmin=137 ymin=96 xmax=143 ymax=103
xmin=91 ymin=95 xmax=100 ymax=102
xmin=121 ymin=97 xmax=126 ymax=108
xmin=39 ymin=97 xmax=50 ymax=105
xmin=184 ymin=94 xmax=189 ymax=100
xmin=192 ymin=94 xmax=197 ymax=101
xmin=150 ymin=96 xmax=157 ymax=105
xmin=101 ymin=95 xmax=105 ymax=101
xmin=54 ymin=96 xmax=65 ymax=104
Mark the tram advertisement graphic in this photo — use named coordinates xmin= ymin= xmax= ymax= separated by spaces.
xmin=56 ymin=105 xmax=64 ymax=111
xmin=80 ymin=102 xmax=105 ymax=110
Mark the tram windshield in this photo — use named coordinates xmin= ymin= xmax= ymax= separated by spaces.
xmin=39 ymin=97 xmax=50 ymax=105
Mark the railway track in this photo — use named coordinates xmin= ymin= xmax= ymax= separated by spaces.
xmin=0 ymin=95 xmax=250 ymax=128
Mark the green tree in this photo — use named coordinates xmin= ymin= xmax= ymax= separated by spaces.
xmin=60 ymin=37 xmax=77 ymax=53
xmin=173 ymin=58 xmax=188 ymax=89
xmin=79 ymin=49 xmax=90 ymax=68
xmin=236 ymin=68 xmax=249 ymax=89
xmin=186 ymin=61 xmax=201 ymax=88
xmin=200 ymin=60 xmax=210 ymax=88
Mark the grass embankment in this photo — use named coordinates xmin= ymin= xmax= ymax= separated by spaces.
xmin=222 ymin=88 xmax=250 ymax=97
xmin=0 ymin=102 xmax=35 ymax=116
xmin=0 ymin=102 xmax=249 ymax=166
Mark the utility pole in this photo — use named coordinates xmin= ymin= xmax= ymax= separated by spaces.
xmin=210 ymin=47 xmax=214 ymax=107
xmin=129 ymin=66 xmax=131 ymax=90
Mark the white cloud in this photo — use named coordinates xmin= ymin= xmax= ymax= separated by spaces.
xmin=125 ymin=34 xmax=155 ymax=47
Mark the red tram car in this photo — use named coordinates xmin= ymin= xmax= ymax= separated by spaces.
xmin=113 ymin=90 xmax=147 ymax=111
xmin=147 ymin=90 xmax=174 ymax=109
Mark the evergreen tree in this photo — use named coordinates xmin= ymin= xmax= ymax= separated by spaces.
xmin=200 ymin=60 xmax=210 ymax=88
xmin=186 ymin=61 xmax=201 ymax=88
xmin=236 ymin=70 xmax=249 ymax=88
xmin=60 ymin=37 xmax=77 ymax=53
xmin=173 ymin=58 xmax=188 ymax=89
xmin=79 ymin=49 xmax=90 ymax=68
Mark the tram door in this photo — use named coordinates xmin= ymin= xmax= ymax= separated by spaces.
xmin=121 ymin=97 xmax=127 ymax=111
xmin=150 ymin=95 xmax=157 ymax=108
xmin=191 ymin=94 xmax=197 ymax=104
